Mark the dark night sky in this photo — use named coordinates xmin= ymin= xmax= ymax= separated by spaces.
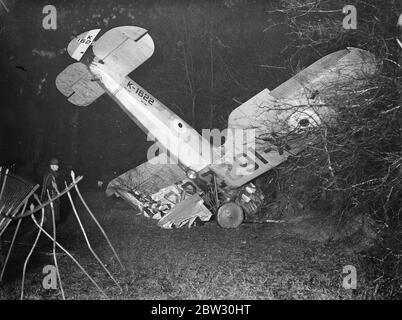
xmin=0 ymin=0 xmax=299 ymax=184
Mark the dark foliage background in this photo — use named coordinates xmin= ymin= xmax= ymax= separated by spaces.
xmin=257 ymin=0 xmax=402 ymax=299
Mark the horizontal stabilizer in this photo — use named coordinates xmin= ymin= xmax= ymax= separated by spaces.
xmin=55 ymin=62 xmax=105 ymax=106
xmin=92 ymin=26 xmax=154 ymax=79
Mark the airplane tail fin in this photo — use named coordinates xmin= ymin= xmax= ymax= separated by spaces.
xmin=56 ymin=26 xmax=154 ymax=106
xmin=67 ymin=29 xmax=101 ymax=61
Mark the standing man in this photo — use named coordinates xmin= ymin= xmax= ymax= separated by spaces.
xmin=41 ymin=157 xmax=61 ymax=228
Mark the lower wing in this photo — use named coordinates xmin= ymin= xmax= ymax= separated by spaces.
xmin=105 ymin=153 xmax=212 ymax=228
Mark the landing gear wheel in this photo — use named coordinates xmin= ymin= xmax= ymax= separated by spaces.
xmin=216 ymin=202 xmax=244 ymax=229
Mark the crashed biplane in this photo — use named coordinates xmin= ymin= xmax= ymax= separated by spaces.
xmin=55 ymin=26 xmax=377 ymax=229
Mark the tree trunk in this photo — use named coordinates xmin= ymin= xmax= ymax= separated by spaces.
xmin=69 ymin=109 xmax=80 ymax=168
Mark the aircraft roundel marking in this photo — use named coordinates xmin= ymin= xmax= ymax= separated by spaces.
xmin=172 ymin=119 xmax=187 ymax=134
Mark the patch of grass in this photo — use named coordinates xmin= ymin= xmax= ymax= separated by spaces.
xmin=1 ymin=192 xmax=371 ymax=300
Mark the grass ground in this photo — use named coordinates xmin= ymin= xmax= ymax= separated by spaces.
xmin=0 ymin=191 xmax=367 ymax=300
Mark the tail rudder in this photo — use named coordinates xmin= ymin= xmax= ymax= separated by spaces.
xmin=67 ymin=29 xmax=101 ymax=62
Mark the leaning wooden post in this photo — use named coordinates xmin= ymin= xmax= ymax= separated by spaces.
xmin=21 ymin=205 xmax=45 ymax=300
xmin=65 ymin=182 xmax=122 ymax=292
xmin=70 ymin=171 xmax=124 ymax=270
xmin=0 ymin=199 xmax=28 ymax=283
xmin=30 ymin=213 xmax=109 ymax=299
xmin=47 ymin=190 xmax=65 ymax=300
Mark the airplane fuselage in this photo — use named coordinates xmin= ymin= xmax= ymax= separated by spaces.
xmin=88 ymin=60 xmax=216 ymax=174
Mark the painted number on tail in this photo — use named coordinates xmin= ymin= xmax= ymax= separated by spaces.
xmin=77 ymin=36 xmax=93 ymax=45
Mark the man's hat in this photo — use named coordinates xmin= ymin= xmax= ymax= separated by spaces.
xmin=50 ymin=158 xmax=59 ymax=165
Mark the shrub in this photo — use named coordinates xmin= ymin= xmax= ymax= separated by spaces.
xmin=262 ymin=0 xmax=402 ymax=298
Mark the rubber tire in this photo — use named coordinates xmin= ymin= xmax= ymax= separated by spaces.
xmin=216 ymin=202 xmax=244 ymax=229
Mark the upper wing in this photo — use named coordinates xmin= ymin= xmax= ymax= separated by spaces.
xmin=213 ymin=48 xmax=378 ymax=188
xmin=211 ymin=88 xmax=310 ymax=189
xmin=105 ymin=153 xmax=212 ymax=228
